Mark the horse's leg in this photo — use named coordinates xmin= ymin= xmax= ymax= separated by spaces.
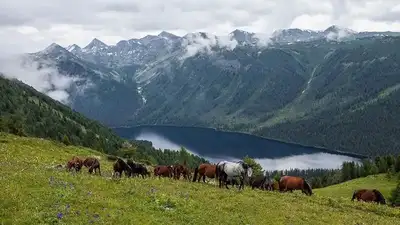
xmin=225 ymin=176 xmax=230 ymax=189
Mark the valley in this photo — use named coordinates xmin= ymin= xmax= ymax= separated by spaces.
xmin=4 ymin=25 xmax=400 ymax=158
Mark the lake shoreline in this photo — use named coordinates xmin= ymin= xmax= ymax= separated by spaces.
xmin=112 ymin=124 xmax=368 ymax=159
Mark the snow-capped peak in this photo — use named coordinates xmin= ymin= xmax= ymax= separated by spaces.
xmin=324 ymin=25 xmax=356 ymax=35
xmin=66 ymin=44 xmax=81 ymax=52
xmin=158 ymin=31 xmax=179 ymax=39
xmin=42 ymin=43 xmax=69 ymax=54
xmin=84 ymin=38 xmax=108 ymax=50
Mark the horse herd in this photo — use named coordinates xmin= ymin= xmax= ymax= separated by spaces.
xmin=66 ymin=156 xmax=388 ymax=206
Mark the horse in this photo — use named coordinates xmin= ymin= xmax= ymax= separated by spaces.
xmin=278 ymin=176 xmax=313 ymax=196
xmin=83 ymin=157 xmax=101 ymax=175
xmin=216 ymin=160 xmax=253 ymax=190
xmin=351 ymin=189 xmax=386 ymax=205
xmin=112 ymin=158 xmax=132 ymax=178
xmin=66 ymin=156 xmax=83 ymax=172
xmin=250 ymin=175 xmax=268 ymax=190
xmin=265 ymin=179 xmax=279 ymax=191
xmin=173 ymin=162 xmax=191 ymax=180
xmin=192 ymin=163 xmax=217 ymax=183
xmin=145 ymin=165 xmax=154 ymax=177
xmin=127 ymin=159 xmax=150 ymax=178
xmin=154 ymin=165 xmax=174 ymax=178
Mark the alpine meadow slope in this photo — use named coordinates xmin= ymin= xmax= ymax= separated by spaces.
xmin=0 ymin=74 xmax=207 ymax=166
xmin=19 ymin=26 xmax=400 ymax=157
xmin=1 ymin=133 xmax=400 ymax=225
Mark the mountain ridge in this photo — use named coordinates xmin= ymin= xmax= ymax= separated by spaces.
xmin=7 ymin=25 xmax=400 ymax=157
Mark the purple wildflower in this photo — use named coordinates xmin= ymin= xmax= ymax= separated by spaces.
xmin=57 ymin=212 xmax=63 ymax=219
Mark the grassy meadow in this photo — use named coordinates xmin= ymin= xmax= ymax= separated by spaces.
xmin=1 ymin=133 xmax=400 ymax=225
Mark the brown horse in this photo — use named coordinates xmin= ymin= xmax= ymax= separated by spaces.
xmin=173 ymin=162 xmax=191 ymax=180
xmin=113 ymin=158 xmax=132 ymax=178
xmin=66 ymin=156 xmax=83 ymax=172
xmin=352 ymin=189 xmax=386 ymax=205
xmin=279 ymin=175 xmax=313 ymax=196
xmin=83 ymin=157 xmax=101 ymax=175
xmin=192 ymin=163 xmax=217 ymax=183
xmin=154 ymin=165 xmax=174 ymax=178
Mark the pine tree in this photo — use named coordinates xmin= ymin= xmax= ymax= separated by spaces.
xmin=389 ymin=182 xmax=400 ymax=207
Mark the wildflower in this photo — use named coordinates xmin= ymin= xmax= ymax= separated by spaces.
xmin=57 ymin=212 xmax=63 ymax=219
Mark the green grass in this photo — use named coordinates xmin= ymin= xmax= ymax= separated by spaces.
xmin=1 ymin=133 xmax=400 ymax=225
xmin=315 ymin=174 xmax=397 ymax=200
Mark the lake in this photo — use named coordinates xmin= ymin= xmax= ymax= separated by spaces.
xmin=113 ymin=125 xmax=362 ymax=171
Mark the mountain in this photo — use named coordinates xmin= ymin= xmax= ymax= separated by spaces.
xmin=29 ymin=43 xmax=144 ymax=125
xmin=0 ymin=74 xmax=124 ymax=153
xmin=24 ymin=25 xmax=400 ymax=157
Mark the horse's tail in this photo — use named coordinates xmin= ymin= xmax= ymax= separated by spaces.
xmin=302 ymin=178 xmax=313 ymax=196
xmin=192 ymin=166 xmax=199 ymax=182
xmin=372 ymin=189 xmax=386 ymax=204
xmin=215 ymin=164 xmax=219 ymax=179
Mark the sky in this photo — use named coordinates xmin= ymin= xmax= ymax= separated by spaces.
xmin=1 ymin=0 xmax=400 ymax=54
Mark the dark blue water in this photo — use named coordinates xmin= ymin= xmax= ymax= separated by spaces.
xmin=113 ymin=125 xmax=361 ymax=170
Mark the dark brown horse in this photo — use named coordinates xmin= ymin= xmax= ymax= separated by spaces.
xmin=279 ymin=175 xmax=313 ymax=196
xmin=127 ymin=159 xmax=150 ymax=178
xmin=249 ymin=175 xmax=268 ymax=190
xmin=192 ymin=163 xmax=217 ymax=183
xmin=113 ymin=158 xmax=132 ymax=178
xmin=83 ymin=157 xmax=101 ymax=175
xmin=66 ymin=156 xmax=83 ymax=172
xmin=173 ymin=162 xmax=191 ymax=180
xmin=154 ymin=165 xmax=174 ymax=178
xmin=352 ymin=189 xmax=386 ymax=205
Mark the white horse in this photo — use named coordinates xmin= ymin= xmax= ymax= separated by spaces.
xmin=216 ymin=160 xmax=253 ymax=190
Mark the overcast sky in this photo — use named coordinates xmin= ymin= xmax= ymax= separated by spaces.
xmin=1 ymin=0 xmax=400 ymax=54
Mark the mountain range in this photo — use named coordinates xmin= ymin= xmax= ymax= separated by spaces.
xmin=6 ymin=25 xmax=400 ymax=157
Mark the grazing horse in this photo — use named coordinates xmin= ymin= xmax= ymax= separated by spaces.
xmin=127 ymin=159 xmax=150 ymax=178
xmin=352 ymin=189 xmax=386 ymax=205
xmin=250 ymin=175 xmax=268 ymax=190
xmin=112 ymin=158 xmax=132 ymax=178
xmin=83 ymin=157 xmax=101 ymax=175
xmin=192 ymin=163 xmax=217 ymax=183
xmin=173 ymin=162 xmax=191 ymax=180
xmin=216 ymin=160 xmax=253 ymax=190
xmin=278 ymin=176 xmax=313 ymax=196
xmin=154 ymin=165 xmax=174 ymax=178
xmin=66 ymin=156 xmax=83 ymax=172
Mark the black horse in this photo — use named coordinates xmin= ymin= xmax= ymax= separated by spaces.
xmin=113 ymin=158 xmax=132 ymax=178
xmin=127 ymin=159 xmax=150 ymax=178
xmin=250 ymin=175 xmax=268 ymax=190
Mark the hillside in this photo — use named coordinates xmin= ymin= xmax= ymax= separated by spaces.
xmin=1 ymin=133 xmax=400 ymax=225
xmin=315 ymin=174 xmax=397 ymax=200
xmin=0 ymin=75 xmax=123 ymax=153
xmin=21 ymin=26 xmax=400 ymax=157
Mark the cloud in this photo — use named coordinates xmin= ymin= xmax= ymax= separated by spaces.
xmin=0 ymin=54 xmax=78 ymax=103
xmin=255 ymin=153 xmax=360 ymax=171
xmin=180 ymin=33 xmax=238 ymax=60
xmin=2 ymin=0 xmax=400 ymax=54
